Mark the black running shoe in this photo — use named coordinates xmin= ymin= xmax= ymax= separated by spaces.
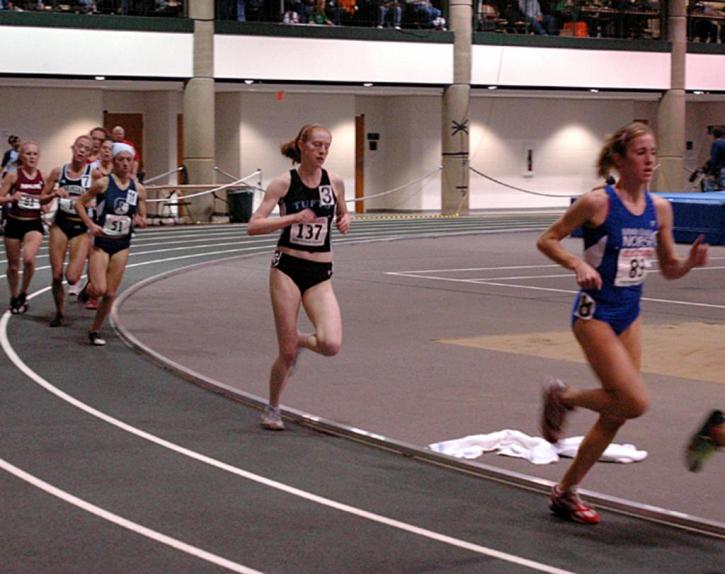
xmin=49 ymin=313 xmax=64 ymax=328
xmin=10 ymin=293 xmax=28 ymax=314
xmin=686 ymin=409 xmax=723 ymax=472
xmin=78 ymin=285 xmax=90 ymax=304
xmin=15 ymin=292 xmax=28 ymax=314
xmin=88 ymin=331 xmax=107 ymax=346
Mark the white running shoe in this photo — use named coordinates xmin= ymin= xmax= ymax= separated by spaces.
xmin=68 ymin=278 xmax=86 ymax=297
xmin=261 ymin=405 xmax=285 ymax=431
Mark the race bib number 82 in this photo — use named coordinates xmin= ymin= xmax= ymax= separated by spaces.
xmin=615 ymin=247 xmax=654 ymax=287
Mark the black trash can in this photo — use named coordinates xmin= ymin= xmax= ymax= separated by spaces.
xmin=227 ymin=188 xmax=254 ymax=223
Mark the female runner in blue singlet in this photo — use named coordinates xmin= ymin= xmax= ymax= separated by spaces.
xmin=76 ymin=143 xmax=147 ymax=346
xmin=537 ymin=122 xmax=709 ymax=524
xmin=248 ymin=124 xmax=351 ymax=430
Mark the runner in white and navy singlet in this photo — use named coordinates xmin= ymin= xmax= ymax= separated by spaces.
xmin=93 ymin=173 xmax=139 ymax=255
xmin=55 ymin=162 xmax=94 ymax=238
xmin=41 ymin=134 xmax=95 ymax=326
xmin=76 ymin=142 xmax=147 ymax=346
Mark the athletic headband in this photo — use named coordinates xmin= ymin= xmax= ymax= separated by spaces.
xmin=112 ymin=142 xmax=135 ymax=158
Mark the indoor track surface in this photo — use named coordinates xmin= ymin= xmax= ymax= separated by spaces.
xmin=2 ymin=213 xmax=723 ymax=573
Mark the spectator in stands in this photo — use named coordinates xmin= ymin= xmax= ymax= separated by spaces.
xmin=688 ymin=1 xmax=720 ymax=43
xmin=310 ymin=0 xmax=334 ymax=24
xmin=518 ymin=0 xmax=557 ymax=34
xmin=155 ymin=0 xmax=181 ymax=16
xmin=377 ymin=0 xmax=402 ymax=28
xmin=337 ymin=0 xmax=358 ymax=24
xmin=407 ymin=0 xmax=445 ymax=29
xmin=2 ymin=135 xmax=20 ymax=174
xmin=111 ymin=125 xmax=139 ymax=176
xmin=283 ymin=2 xmax=302 ymax=22
xmin=282 ymin=0 xmax=313 ymax=22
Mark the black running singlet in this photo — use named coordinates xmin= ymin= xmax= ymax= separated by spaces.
xmin=277 ymin=169 xmax=337 ymax=254
xmin=56 ymin=163 xmax=94 ymax=221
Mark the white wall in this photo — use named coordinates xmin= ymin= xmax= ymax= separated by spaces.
xmin=1 ymin=85 xmax=713 ymax=211
xmin=473 ymin=45 xmax=669 ymax=90
xmin=215 ymin=92 xmax=243 ymax=182
xmin=234 ymin=92 xmax=356 ymax=208
xmin=144 ymin=91 xmax=181 ymax=183
xmin=0 ymin=26 xmax=192 ymax=78
xmin=351 ymin=95 xmax=645 ymax=210
xmin=467 ymin=97 xmax=637 ymax=209
xmin=4 ymin=26 xmax=724 ymax=92
xmin=0 ymin=87 xmax=102 ymax=174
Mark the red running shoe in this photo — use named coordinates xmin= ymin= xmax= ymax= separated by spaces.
xmin=541 ymin=376 xmax=573 ymax=443
xmin=550 ymin=485 xmax=601 ymax=525
xmin=85 ymin=297 xmax=98 ymax=310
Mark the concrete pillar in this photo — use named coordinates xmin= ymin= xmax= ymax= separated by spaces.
xmin=183 ymin=0 xmax=215 ymax=221
xmin=655 ymin=0 xmax=687 ymax=193
xmin=441 ymin=0 xmax=472 ymax=215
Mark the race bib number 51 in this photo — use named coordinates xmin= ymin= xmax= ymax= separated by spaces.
xmin=291 ymin=217 xmax=329 ymax=247
xmin=103 ymin=214 xmax=132 ymax=237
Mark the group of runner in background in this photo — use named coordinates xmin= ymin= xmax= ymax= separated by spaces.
xmin=0 ymin=126 xmax=146 ymax=346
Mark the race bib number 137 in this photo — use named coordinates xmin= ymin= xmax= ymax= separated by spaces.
xmin=291 ymin=217 xmax=329 ymax=247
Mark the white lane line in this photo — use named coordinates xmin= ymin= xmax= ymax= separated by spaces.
xmin=0 ymin=284 xmax=574 ymax=574
xmin=393 ymin=264 xmax=561 ymax=274
xmin=418 ymin=266 xmax=725 ymax=283
xmin=386 ymin=272 xmax=725 ymax=310
xmin=0 ymin=458 xmax=263 ymax=574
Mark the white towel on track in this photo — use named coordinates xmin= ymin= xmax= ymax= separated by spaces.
xmin=428 ymin=430 xmax=647 ymax=465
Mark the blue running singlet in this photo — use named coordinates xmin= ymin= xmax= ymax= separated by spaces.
xmin=572 ymin=185 xmax=659 ymax=335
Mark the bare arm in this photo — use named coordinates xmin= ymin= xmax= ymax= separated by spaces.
xmin=76 ymin=177 xmax=107 ymax=236
xmin=0 ymin=172 xmax=17 ymax=205
xmin=40 ymin=167 xmax=62 ymax=204
xmin=331 ymin=172 xmax=350 ymax=234
xmin=653 ymin=196 xmax=708 ymax=279
xmin=247 ymin=174 xmax=315 ymax=236
xmin=134 ymin=184 xmax=148 ymax=228
xmin=536 ymin=191 xmax=608 ymax=290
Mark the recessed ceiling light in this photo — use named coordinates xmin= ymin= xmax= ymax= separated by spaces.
xmin=487 ymin=86 xmax=497 ymax=90
xmin=590 ymin=88 xmax=599 ymax=93
xmin=94 ymin=76 xmax=105 ymax=81
xmin=244 ymin=79 xmax=255 ymax=85
xmin=363 ymin=82 xmax=374 ymax=87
